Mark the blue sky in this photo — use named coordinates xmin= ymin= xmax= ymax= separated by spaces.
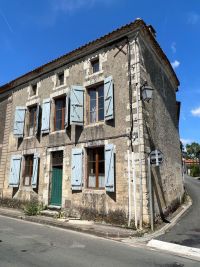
xmin=0 ymin=0 xmax=200 ymax=145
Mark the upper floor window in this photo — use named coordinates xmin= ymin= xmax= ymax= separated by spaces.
xmin=54 ymin=97 xmax=66 ymax=131
xmin=91 ymin=58 xmax=99 ymax=73
xmin=28 ymin=106 xmax=37 ymax=136
xmin=88 ymin=84 xmax=104 ymax=124
xmin=30 ymin=84 xmax=37 ymax=97
xmin=57 ymin=72 xmax=64 ymax=86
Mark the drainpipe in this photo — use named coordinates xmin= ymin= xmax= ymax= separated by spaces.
xmin=133 ymin=37 xmax=143 ymax=229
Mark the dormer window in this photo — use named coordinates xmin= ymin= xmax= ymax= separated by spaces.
xmin=57 ymin=72 xmax=64 ymax=86
xmin=91 ymin=58 xmax=99 ymax=73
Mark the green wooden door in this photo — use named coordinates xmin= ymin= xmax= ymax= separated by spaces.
xmin=50 ymin=167 xmax=62 ymax=206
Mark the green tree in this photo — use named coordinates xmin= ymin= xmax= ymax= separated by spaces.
xmin=186 ymin=142 xmax=200 ymax=160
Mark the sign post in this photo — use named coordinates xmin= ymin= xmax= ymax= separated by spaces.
xmin=148 ymin=149 xmax=164 ymax=231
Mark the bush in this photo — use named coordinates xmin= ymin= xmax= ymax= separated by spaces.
xmin=190 ymin=165 xmax=200 ymax=177
xmin=0 ymin=198 xmax=30 ymax=209
xmin=24 ymin=201 xmax=43 ymax=216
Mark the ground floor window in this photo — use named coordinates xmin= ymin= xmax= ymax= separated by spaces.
xmin=23 ymin=155 xmax=34 ymax=186
xmin=87 ymin=147 xmax=105 ymax=189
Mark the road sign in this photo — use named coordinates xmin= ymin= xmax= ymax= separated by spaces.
xmin=149 ymin=149 xmax=164 ymax=166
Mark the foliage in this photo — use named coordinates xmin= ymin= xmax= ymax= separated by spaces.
xmin=190 ymin=165 xmax=200 ymax=177
xmin=0 ymin=198 xmax=30 ymax=209
xmin=24 ymin=200 xmax=43 ymax=216
xmin=186 ymin=142 xmax=200 ymax=160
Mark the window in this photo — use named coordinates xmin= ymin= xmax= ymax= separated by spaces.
xmin=30 ymin=84 xmax=37 ymax=97
xmin=91 ymin=58 xmax=99 ymax=73
xmin=54 ymin=97 xmax=65 ymax=131
xmin=57 ymin=72 xmax=64 ymax=86
xmin=88 ymin=84 xmax=104 ymax=124
xmin=23 ymin=155 xmax=34 ymax=186
xmin=87 ymin=147 xmax=105 ymax=189
xmin=28 ymin=106 xmax=37 ymax=136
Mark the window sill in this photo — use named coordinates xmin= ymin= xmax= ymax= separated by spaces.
xmin=53 ymin=84 xmax=67 ymax=91
xmin=84 ymin=121 xmax=105 ymax=128
xmin=24 ymin=136 xmax=35 ymax=140
xmin=83 ymin=188 xmax=106 ymax=194
xmin=50 ymin=130 xmax=65 ymax=134
xmin=85 ymin=70 xmax=104 ymax=79
xmin=28 ymin=94 xmax=39 ymax=101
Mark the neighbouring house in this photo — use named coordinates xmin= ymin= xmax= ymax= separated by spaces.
xmin=0 ymin=19 xmax=184 ymax=227
xmin=183 ymin=158 xmax=200 ymax=176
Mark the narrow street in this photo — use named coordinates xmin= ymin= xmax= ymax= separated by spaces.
xmin=0 ymin=215 xmax=198 ymax=267
xmin=157 ymin=175 xmax=200 ymax=248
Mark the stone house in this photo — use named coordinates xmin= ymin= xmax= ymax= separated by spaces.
xmin=0 ymin=19 xmax=184 ymax=227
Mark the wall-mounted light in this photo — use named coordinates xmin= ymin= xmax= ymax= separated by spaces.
xmin=140 ymin=82 xmax=154 ymax=102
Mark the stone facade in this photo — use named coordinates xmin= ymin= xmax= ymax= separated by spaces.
xmin=0 ymin=19 xmax=184 ymax=227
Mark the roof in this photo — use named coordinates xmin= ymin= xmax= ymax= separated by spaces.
xmin=0 ymin=19 xmax=179 ymax=94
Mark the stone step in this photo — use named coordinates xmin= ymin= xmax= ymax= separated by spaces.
xmin=47 ymin=205 xmax=62 ymax=211
xmin=40 ymin=210 xmax=59 ymax=218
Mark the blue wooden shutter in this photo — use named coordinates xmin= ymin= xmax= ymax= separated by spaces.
xmin=65 ymin=93 xmax=69 ymax=129
xmin=9 ymin=155 xmax=22 ymax=187
xmin=13 ymin=107 xmax=26 ymax=137
xmin=32 ymin=154 xmax=39 ymax=188
xmin=105 ymin=144 xmax=115 ymax=192
xmin=104 ymin=76 xmax=114 ymax=121
xmin=41 ymin=98 xmax=51 ymax=133
xmin=35 ymin=104 xmax=40 ymax=135
xmin=71 ymin=148 xmax=83 ymax=190
xmin=70 ymin=86 xmax=84 ymax=125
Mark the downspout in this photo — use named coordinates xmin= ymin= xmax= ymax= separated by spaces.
xmin=133 ymin=36 xmax=143 ymax=229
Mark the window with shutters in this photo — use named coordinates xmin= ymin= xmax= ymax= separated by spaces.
xmin=23 ymin=155 xmax=34 ymax=186
xmin=88 ymin=84 xmax=104 ymax=124
xmin=87 ymin=147 xmax=105 ymax=189
xmin=27 ymin=105 xmax=37 ymax=136
xmin=54 ymin=97 xmax=66 ymax=131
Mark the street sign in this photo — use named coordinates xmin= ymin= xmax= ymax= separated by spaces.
xmin=149 ymin=149 xmax=164 ymax=166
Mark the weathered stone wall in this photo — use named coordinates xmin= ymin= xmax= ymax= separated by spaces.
xmin=0 ymin=95 xmax=12 ymax=197
xmin=2 ymin=42 xmax=132 ymax=217
xmin=138 ymin=35 xmax=184 ymax=220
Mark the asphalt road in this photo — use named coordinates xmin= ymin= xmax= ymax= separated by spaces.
xmin=0 ymin=215 xmax=199 ymax=267
xmin=157 ymin=175 xmax=200 ymax=248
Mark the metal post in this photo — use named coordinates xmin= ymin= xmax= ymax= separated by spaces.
xmin=148 ymin=156 xmax=154 ymax=231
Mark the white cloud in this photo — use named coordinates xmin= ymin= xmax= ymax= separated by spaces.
xmin=181 ymin=138 xmax=193 ymax=146
xmin=187 ymin=12 xmax=200 ymax=25
xmin=51 ymin=0 xmax=113 ymax=13
xmin=191 ymin=106 xmax=200 ymax=117
xmin=171 ymin=42 xmax=176 ymax=53
xmin=171 ymin=60 xmax=180 ymax=69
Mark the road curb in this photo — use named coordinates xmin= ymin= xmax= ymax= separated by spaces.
xmin=0 ymin=210 xmax=134 ymax=239
xmin=147 ymin=239 xmax=200 ymax=262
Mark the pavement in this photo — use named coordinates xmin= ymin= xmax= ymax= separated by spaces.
xmin=0 ymin=215 xmax=199 ymax=267
xmin=0 ymin=175 xmax=200 ymax=262
xmin=155 ymin=176 xmax=200 ymax=248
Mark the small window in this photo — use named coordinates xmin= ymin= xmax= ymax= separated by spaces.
xmin=88 ymin=84 xmax=104 ymax=124
xmin=30 ymin=84 xmax=37 ymax=97
xmin=91 ymin=58 xmax=99 ymax=73
xmin=54 ymin=97 xmax=65 ymax=131
xmin=28 ymin=106 xmax=37 ymax=136
xmin=87 ymin=147 xmax=105 ymax=189
xmin=23 ymin=155 xmax=34 ymax=186
xmin=57 ymin=72 xmax=64 ymax=86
